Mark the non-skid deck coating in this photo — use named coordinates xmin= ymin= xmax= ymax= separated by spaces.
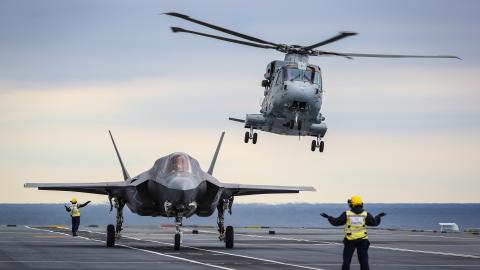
xmin=0 ymin=225 xmax=479 ymax=270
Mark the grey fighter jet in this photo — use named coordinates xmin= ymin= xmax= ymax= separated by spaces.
xmin=25 ymin=131 xmax=314 ymax=250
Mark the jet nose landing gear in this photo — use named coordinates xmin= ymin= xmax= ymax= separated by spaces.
xmin=174 ymin=216 xmax=183 ymax=250
xmin=311 ymin=137 xmax=325 ymax=152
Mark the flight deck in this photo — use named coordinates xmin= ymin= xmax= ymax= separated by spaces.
xmin=0 ymin=225 xmax=478 ymax=270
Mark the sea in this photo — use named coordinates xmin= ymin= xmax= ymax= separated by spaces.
xmin=1 ymin=204 xmax=479 ymax=231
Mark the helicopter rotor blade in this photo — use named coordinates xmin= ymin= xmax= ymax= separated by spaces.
xmin=170 ymin=27 xmax=278 ymax=49
xmin=321 ymin=51 xmax=461 ymax=59
xmin=165 ymin=12 xmax=279 ymax=47
xmin=316 ymin=51 xmax=354 ymax=59
xmin=302 ymin=32 xmax=357 ymax=51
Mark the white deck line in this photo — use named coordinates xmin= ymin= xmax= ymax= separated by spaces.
xmin=25 ymin=226 xmax=236 ymax=270
xmin=83 ymin=229 xmax=326 ymax=270
xmin=199 ymin=230 xmax=480 ymax=259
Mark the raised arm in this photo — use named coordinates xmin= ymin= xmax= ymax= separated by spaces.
xmin=79 ymin=201 xmax=91 ymax=208
xmin=366 ymin=212 xmax=386 ymax=226
xmin=321 ymin=212 xmax=347 ymax=226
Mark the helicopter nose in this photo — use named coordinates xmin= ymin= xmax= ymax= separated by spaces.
xmin=284 ymin=82 xmax=317 ymax=102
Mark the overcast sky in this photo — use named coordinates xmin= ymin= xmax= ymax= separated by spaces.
xmin=1 ymin=0 xmax=479 ymax=203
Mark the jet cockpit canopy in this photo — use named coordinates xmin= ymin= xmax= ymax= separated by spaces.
xmin=166 ymin=153 xmax=192 ymax=173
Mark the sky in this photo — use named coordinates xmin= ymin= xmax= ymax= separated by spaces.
xmin=0 ymin=0 xmax=479 ymax=203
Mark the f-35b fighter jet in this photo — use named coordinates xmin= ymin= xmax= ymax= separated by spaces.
xmin=25 ymin=131 xmax=315 ymax=250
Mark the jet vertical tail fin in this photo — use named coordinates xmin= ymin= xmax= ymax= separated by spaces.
xmin=207 ymin=131 xmax=225 ymax=175
xmin=108 ymin=130 xmax=131 ymax=181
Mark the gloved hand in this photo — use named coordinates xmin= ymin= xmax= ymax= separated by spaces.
xmin=378 ymin=212 xmax=386 ymax=217
xmin=320 ymin=213 xmax=329 ymax=218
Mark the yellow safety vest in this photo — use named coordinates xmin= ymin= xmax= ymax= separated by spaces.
xmin=345 ymin=210 xmax=368 ymax=240
xmin=70 ymin=203 xmax=80 ymax=217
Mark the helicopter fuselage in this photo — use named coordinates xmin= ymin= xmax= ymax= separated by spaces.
xmin=246 ymin=54 xmax=327 ymax=137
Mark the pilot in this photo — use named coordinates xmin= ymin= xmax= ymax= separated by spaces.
xmin=320 ymin=196 xmax=386 ymax=270
xmin=171 ymin=155 xmax=189 ymax=172
xmin=64 ymin=197 xmax=91 ymax=236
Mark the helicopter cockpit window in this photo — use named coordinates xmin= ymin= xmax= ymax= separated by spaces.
xmin=283 ymin=67 xmax=321 ymax=85
xmin=303 ymin=68 xmax=315 ymax=83
xmin=167 ymin=154 xmax=192 ymax=173
xmin=284 ymin=68 xmax=302 ymax=82
xmin=274 ymin=69 xmax=284 ymax=85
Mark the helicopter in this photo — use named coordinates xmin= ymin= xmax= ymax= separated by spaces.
xmin=164 ymin=12 xmax=460 ymax=152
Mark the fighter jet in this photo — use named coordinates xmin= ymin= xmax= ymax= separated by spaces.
xmin=24 ymin=131 xmax=315 ymax=250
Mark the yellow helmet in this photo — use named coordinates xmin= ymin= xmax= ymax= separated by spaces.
xmin=349 ymin=195 xmax=363 ymax=206
xmin=70 ymin=197 xmax=77 ymax=204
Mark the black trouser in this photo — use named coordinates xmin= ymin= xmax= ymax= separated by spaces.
xmin=71 ymin=216 xmax=80 ymax=236
xmin=342 ymin=238 xmax=370 ymax=270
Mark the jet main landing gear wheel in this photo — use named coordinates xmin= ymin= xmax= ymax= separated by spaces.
xmin=106 ymin=224 xmax=115 ymax=247
xmin=174 ymin=233 xmax=181 ymax=250
xmin=311 ymin=140 xmax=316 ymax=152
xmin=319 ymin=141 xmax=325 ymax=152
xmin=225 ymin=226 xmax=234 ymax=248
xmin=244 ymin=131 xmax=250 ymax=143
xmin=252 ymin=132 xmax=258 ymax=144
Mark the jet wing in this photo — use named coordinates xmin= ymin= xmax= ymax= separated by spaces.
xmin=221 ymin=183 xmax=315 ymax=196
xmin=24 ymin=181 xmax=129 ymax=196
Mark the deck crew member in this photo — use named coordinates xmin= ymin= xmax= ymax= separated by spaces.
xmin=320 ymin=195 xmax=386 ymax=270
xmin=64 ymin=198 xmax=91 ymax=236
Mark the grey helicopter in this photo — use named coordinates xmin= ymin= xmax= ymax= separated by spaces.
xmin=25 ymin=131 xmax=314 ymax=250
xmin=164 ymin=12 xmax=459 ymax=152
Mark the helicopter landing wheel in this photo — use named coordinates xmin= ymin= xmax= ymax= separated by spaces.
xmin=319 ymin=141 xmax=325 ymax=152
xmin=244 ymin=132 xmax=250 ymax=143
xmin=252 ymin=133 xmax=258 ymax=144
xmin=311 ymin=140 xmax=316 ymax=152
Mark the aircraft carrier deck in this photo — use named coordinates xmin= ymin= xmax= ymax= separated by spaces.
xmin=0 ymin=225 xmax=479 ymax=269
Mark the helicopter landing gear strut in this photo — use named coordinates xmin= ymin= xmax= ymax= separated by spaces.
xmin=244 ymin=127 xmax=258 ymax=144
xmin=311 ymin=136 xmax=324 ymax=152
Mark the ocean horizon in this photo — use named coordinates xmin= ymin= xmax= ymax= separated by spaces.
xmin=1 ymin=203 xmax=479 ymax=231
